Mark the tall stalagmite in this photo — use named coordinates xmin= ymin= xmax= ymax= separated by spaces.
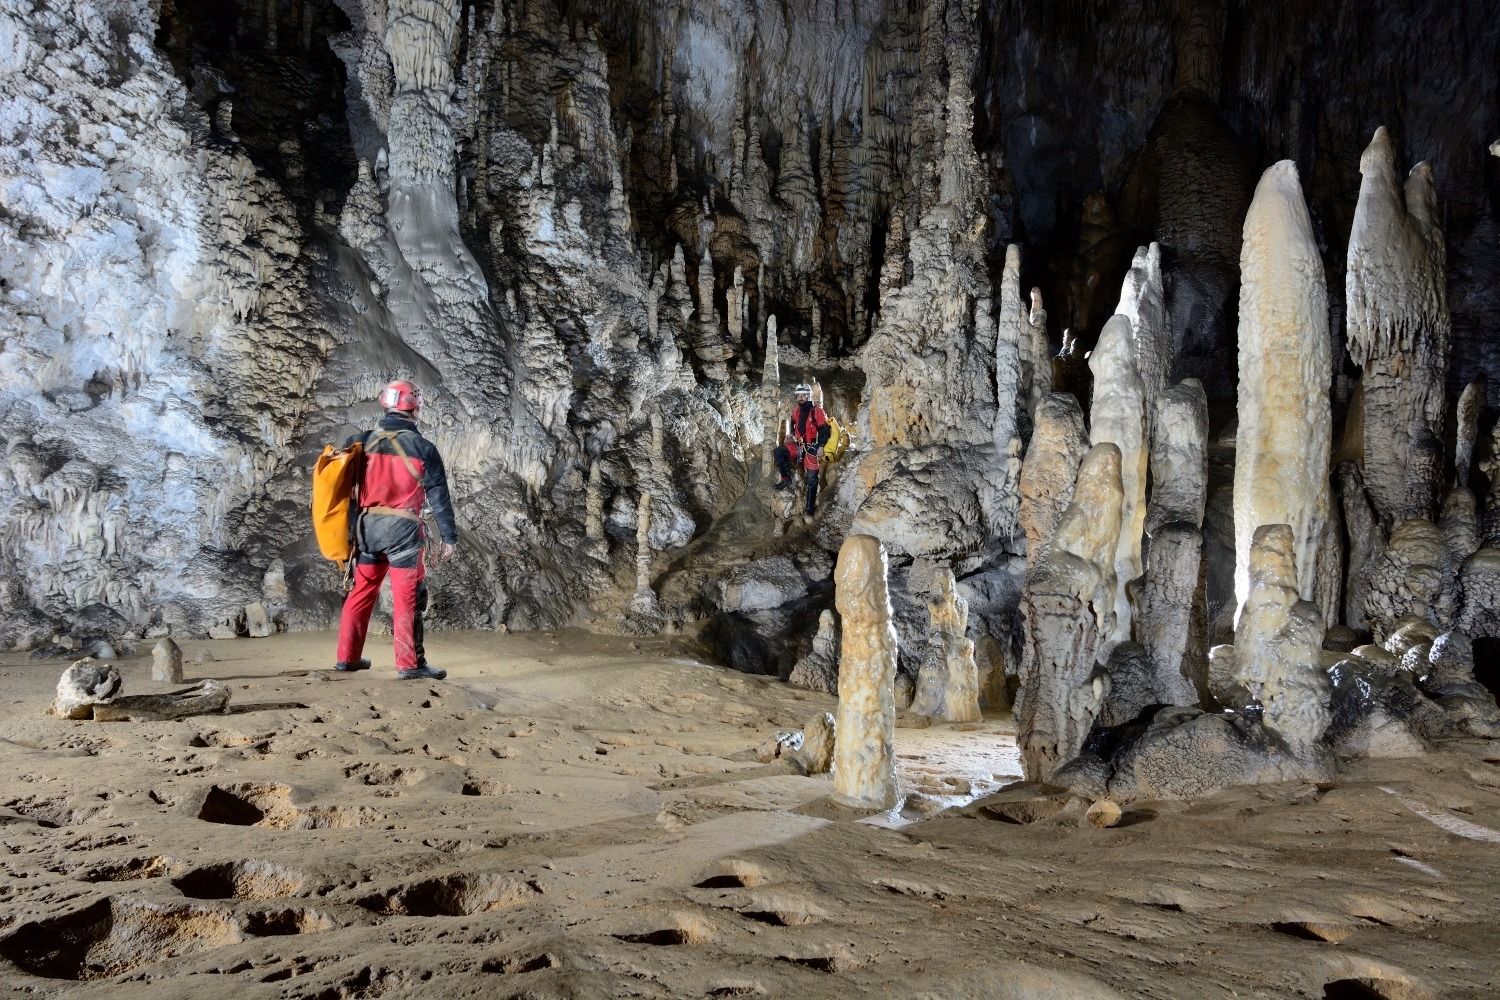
xmin=1088 ymin=315 xmax=1148 ymax=645
xmin=1345 ymin=127 xmax=1449 ymax=524
xmin=1233 ymin=161 xmax=1331 ymax=614
xmin=1017 ymin=444 xmax=1125 ymax=780
xmin=831 ymin=534 xmax=899 ymax=810
xmin=1138 ymin=379 xmax=1210 ymax=705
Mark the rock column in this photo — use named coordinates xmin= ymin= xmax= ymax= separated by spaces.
xmin=1345 ymin=127 xmax=1449 ymax=524
xmin=1087 ymin=316 xmax=1147 ymax=646
xmin=1017 ymin=444 xmax=1124 ymax=780
xmin=1138 ymin=379 xmax=1209 ymax=705
xmin=1233 ymin=161 xmax=1331 ymax=613
xmin=831 ymin=535 xmax=900 ymax=810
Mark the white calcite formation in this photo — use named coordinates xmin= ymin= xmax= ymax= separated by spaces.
xmin=1232 ymin=161 xmax=1332 ymax=613
xmin=1114 ymin=243 xmax=1170 ymax=416
xmin=1017 ymin=444 xmax=1124 ymax=780
xmin=831 ymin=535 xmax=899 ymax=811
xmin=1088 ymin=316 xmax=1148 ymax=647
xmin=1345 ymin=127 xmax=1449 ymax=525
xmin=909 ymin=564 xmax=982 ymax=723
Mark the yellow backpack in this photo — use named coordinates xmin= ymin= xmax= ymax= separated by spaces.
xmin=822 ymin=415 xmax=850 ymax=464
xmin=312 ymin=441 xmax=363 ymax=562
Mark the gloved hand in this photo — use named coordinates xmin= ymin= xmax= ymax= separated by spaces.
xmin=438 ymin=541 xmax=456 ymax=562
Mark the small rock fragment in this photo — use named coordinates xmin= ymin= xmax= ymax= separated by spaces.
xmin=1086 ymin=799 xmax=1123 ymax=828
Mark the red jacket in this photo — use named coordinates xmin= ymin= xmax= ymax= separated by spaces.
xmin=783 ymin=402 xmax=829 ymax=471
xmin=344 ymin=413 xmax=458 ymax=544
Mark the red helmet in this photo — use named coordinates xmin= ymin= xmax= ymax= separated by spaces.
xmin=379 ymin=379 xmax=422 ymax=414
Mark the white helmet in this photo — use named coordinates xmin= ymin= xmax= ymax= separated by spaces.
xmin=793 ymin=383 xmax=812 ymax=398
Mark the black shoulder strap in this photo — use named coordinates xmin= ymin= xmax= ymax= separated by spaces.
xmin=370 ymin=429 xmax=422 ymax=483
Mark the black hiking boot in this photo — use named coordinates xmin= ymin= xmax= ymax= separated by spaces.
xmin=334 ymin=658 xmax=371 ymax=672
xmin=398 ymin=664 xmax=447 ymax=681
xmin=773 ymin=477 xmax=793 ymax=491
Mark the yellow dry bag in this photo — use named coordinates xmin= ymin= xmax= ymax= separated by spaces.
xmin=312 ymin=441 xmax=363 ymax=562
xmin=822 ymin=415 xmax=850 ymax=464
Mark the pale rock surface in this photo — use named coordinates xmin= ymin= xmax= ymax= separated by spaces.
xmin=245 ymin=602 xmax=273 ymax=639
xmin=1419 ymin=632 xmax=1500 ymax=738
xmin=1114 ymin=243 xmax=1170 ymax=415
xmin=1017 ymin=444 xmax=1124 ymax=780
xmin=1233 ymin=162 xmax=1331 ymax=613
xmin=1456 ymin=549 xmax=1500 ymax=639
xmin=1345 ymin=127 xmax=1449 ymax=524
xmin=1137 ymin=379 xmax=1210 ymax=706
xmin=789 ymin=711 xmax=836 ymax=776
xmin=831 ymin=535 xmax=899 ymax=810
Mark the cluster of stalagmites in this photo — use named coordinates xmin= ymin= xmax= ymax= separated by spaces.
xmin=990 ymin=131 xmax=1500 ymax=803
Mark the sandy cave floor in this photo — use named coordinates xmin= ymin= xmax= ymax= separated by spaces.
xmin=0 ymin=632 xmax=1498 ymax=999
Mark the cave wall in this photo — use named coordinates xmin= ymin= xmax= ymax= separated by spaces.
xmin=1 ymin=0 xmax=1498 ymax=656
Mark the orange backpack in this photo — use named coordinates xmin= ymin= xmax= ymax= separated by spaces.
xmin=312 ymin=441 xmax=363 ymax=562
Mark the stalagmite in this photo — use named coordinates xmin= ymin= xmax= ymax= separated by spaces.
xmin=788 ymin=610 xmax=840 ymax=695
xmin=1230 ymin=524 xmax=1331 ymax=763
xmin=1363 ymin=519 xmax=1449 ymax=642
xmin=585 ymin=462 xmax=605 ymax=541
xmin=1233 ymin=161 xmax=1331 ymax=613
xmin=1137 ymin=379 xmax=1209 ymax=705
xmin=1115 ymin=243 xmax=1170 ymax=414
xmin=1017 ymin=444 xmax=1124 ymax=780
xmin=1087 ymin=315 xmax=1147 ymax=645
xmin=1455 ymin=379 xmax=1483 ymax=488
xmin=1019 ymin=393 xmax=1088 ymax=565
xmin=831 ymin=535 xmax=899 ymax=811
xmin=1027 ymin=288 xmax=1052 ymax=420
xmin=1345 ymin=127 xmax=1449 ymax=524
xmin=1000 ymin=245 xmax=1030 ymax=424
xmin=152 ymin=638 xmax=184 ymax=684
xmin=631 ymin=492 xmax=656 ymax=612
xmin=910 ymin=564 xmax=982 ymax=723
